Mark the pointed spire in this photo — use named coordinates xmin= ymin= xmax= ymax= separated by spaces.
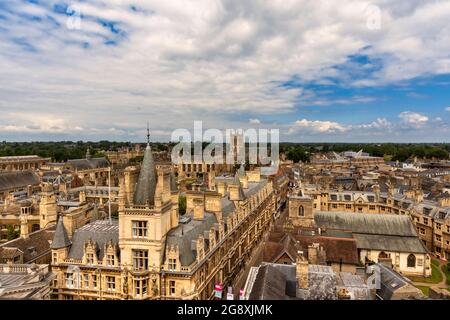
xmin=134 ymin=126 xmax=157 ymax=206
xmin=51 ymin=216 xmax=71 ymax=249
xmin=146 ymin=122 xmax=150 ymax=146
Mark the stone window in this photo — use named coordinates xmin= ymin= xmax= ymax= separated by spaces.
xmin=134 ymin=279 xmax=148 ymax=297
xmin=169 ymin=280 xmax=176 ymax=296
xmin=407 ymin=254 xmax=416 ymax=268
xmin=65 ymin=273 xmax=74 ymax=288
xmin=298 ymin=206 xmax=304 ymax=217
xmin=86 ymin=253 xmax=94 ymax=265
xmin=106 ymin=254 xmax=115 ymax=267
xmin=168 ymin=258 xmax=177 ymax=271
xmin=133 ymin=249 xmax=149 ymax=271
xmin=84 ymin=274 xmax=89 ymax=288
xmin=92 ymin=275 xmax=97 ymax=288
xmin=132 ymin=221 xmax=148 ymax=238
xmin=106 ymin=276 xmax=116 ymax=291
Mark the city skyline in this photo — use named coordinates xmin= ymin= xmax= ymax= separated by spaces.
xmin=0 ymin=1 xmax=449 ymax=142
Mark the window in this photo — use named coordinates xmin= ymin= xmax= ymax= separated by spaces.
xmin=86 ymin=253 xmax=94 ymax=265
xmin=423 ymin=218 xmax=428 ymax=225
xmin=369 ymin=205 xmax=376 ymax=210
xmin=133 ymin=249 xmax=148 ymax=271
xmin=436 ymin=235 xmax=442 ymax=242
xmin=169 ymin=280 xmax=176 ymax=296
xmin=419 ymin=227 xmax=426 ymax=235
xmin=132 ymin=221 xmax=148 ymax=238
xmin=52 ymin=252 xmax=58 ymax=264
xmin=107 ymin=254 xmax=115 ymax=267
xmin=298 ymin=206 xmax=304 ymax=217
xmin=84 ymin=274 xmax=89 ymax=288
xmin=106 ymin=276 xmax=116 ymax=291
xmin=92 ymin=275 xmax=97 ymax=289
xmin=344 ymin=195 xmax=351 ymax=201
xmin=65 ymin=273 xmax=74 ymax=288
xmin=134 ymin=279 xmax=148 ymax=297
xmin=436 ymin=223 xmax=441 ymax=230
xmin=332 ymin=204 xmax=337 ymax=209
xmin=168 ymin=258 xmax=177 ymax=270
xmin=407 ymin=254 xmax=416 ymax=268
xmin=368 ymin=196 xmax=375 ymax=203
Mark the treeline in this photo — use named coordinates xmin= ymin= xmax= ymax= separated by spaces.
xmin=280 ymin=143 xmax=450 ymax=163
xmin=0 ymin=141 xmax=169 ymax=162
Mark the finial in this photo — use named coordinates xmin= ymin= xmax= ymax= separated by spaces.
xmin=146 ymin=122 xmax=150 ymax=146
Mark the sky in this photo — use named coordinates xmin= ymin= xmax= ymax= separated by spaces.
xmin=0 ymin=0 xmax=449 ymax=143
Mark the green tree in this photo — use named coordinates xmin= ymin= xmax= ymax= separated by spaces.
xmin=6 ymin=225 xmax=19 ymax=241
xmin=179 ymin=195 xmax=187 ymax=216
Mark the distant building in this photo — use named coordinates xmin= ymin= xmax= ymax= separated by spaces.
xmin=0 ymin=171 xmax=40 ymax=201
xmin=0 ymin=155 xmax=50 ymax=172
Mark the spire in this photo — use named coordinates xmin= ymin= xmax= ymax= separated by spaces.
xmin=51 ymin=216 xmax=71 ymax=249
xmin=134 ymin=127 xmax=157 ymax=206
xmin=146 ymin=122 xmax=150 ymax=146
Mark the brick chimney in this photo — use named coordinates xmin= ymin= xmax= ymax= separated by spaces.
xmin=193 ymin=198 xmax=204 ymax=221
xmin=296 ymin=251 xmax=309 ymax=290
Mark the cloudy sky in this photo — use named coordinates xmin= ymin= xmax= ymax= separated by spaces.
xmin=0 ymin=0 xmax=449 ymax=142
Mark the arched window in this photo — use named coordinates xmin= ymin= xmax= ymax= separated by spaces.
xmin=407 ymin=254 xmax=416 ymax=268
xmin=298 ymin=205 xmax=305 ymax=217
xmin=378 ymin=251 xmax=388 ymax=259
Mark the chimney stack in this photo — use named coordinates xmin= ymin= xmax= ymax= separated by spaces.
xmin=193 ymin=198 xmax=204 ymax=221
xmin=296 ymin=251 xmax=309 ymax=290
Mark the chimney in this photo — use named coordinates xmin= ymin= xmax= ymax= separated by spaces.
xmin=20 ymin=214 xmax=29 ymax=239
xmin=217 ymin=182 xmax=226 ymax=196
xmin=193 ymin=198 xmax=204 ymax=221
xmin=296 ymin=251 xmax=309 ymax=289
xmin=307 ymin=244 xmax=318 ymax=265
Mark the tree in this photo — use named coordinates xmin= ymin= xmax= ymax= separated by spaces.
xmin=179 ymin=195 xmax=187 ymax=216
xmin=6 ymin=225 xmax=19 ymax=241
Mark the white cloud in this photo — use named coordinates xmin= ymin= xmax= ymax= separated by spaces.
xmin=293 ymin=119 xmax=348 ymax=133
xmin=398 ymin=111 xmax=429 ymax=127
xmin=249 ymin=118 xmax=261 ymax=124
xmin=0 ymin=1 xmax=449 ymax=141
xmin=445 ymin=107 xmax=450 ymax=112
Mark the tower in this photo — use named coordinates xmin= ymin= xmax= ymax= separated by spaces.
xmin=119 ymin=128 xmax=176 ymax=298
xmin=288 ymin=190 xmax=314 ymax=228
xmin=39 ymin=183 xmax=58 ymax=229
xmin=51 ymin=217 xmax=71 ymax=264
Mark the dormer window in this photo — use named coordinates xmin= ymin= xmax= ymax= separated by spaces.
xmin=107 ymin=254 xmax=115 ymax=267
xmin=132 ymin=221 xmax=148 ymax=238
xmin=86 ymin=253 xmax=94 ymax=265
xmin=168 ymin=258 xmax=177 ymax=270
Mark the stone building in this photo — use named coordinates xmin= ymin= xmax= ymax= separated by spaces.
xmin=0 ymin=171 xmax=40 ymax=202
xmin=50 ymin=135 xmax=276 ymax=300
xmin=0 ymin=155 xmax=50 ymax=172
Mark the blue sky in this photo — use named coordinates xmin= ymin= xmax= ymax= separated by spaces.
xmin=0 ymin=0 xmax=449 ymax=142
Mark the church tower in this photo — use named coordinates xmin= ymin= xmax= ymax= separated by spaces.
xmin=288 ymin=189 xmax=315 ymax=228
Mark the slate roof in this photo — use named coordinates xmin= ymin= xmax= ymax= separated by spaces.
xmin=314 ymin=211 xmax=417 ymax=236
xmin=0 ymin=226 xmax=55 ymax=263
xmin=133 ymin=145 xmax=157 ymax=206
xmin=67 ymin=158 xmax=109 ymax=171
xmin=377 ymin=263 xmax=415 ymax=300
xmin=314 ymin=211 xmax=427 ymax=254
xmin=67 ymin=220 xmax=119 ymax=261
xmin=50 ymin=217 xmax=71 ymax=249
xmin=248 ymin=264 xmax=288 ymax=300
xmin=0 ymin=171 xmax=40 ymax=191
xmin=166 ymin=212 xmax=218 ymax=266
